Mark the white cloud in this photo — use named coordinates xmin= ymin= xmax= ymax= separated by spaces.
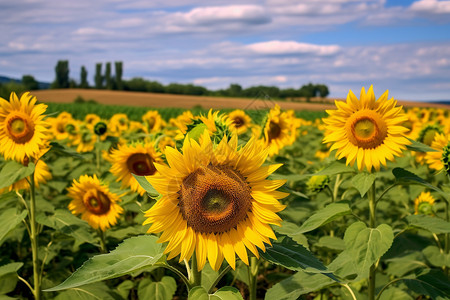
xmin=410 ymin=0 xmax=450 ymax=14
xmin=180 ymin=5 xmax=270 ymax=25
xmin=245 ymin=40 xmax=340 ymax=56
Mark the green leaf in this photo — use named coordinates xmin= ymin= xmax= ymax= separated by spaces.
xmin=0 ymin=161 xmax=35 ymax=189
xmin=315 ymin=236 xmax=345 ymax=251
xmin=379 ymin=287 xmax=413 ymax=300
xmin=311 ymin=161 xmax=355 ymax=176
xmin=46 ymin=141 xmax=85 ymax=159
xmin=403 ymin=269 xmax=450 ymax=300
xmin=406 ymin=215 xmax=450 ymax=234
xmin=132 ymin=174 xmax=160 ymax=198
xmin=344 ymin=222 xmax=394 ymax=280
xmin=0 ymin=208 xmax=27 ymax=246
xmin=393 ymin=168 xmax=448 ymax=198
xmin=422 ymin=246 xmax=450 ymax=268
xmin=53 ymin=282 xmax=122 ymax=300
xmin=275 ymin=221 xmax=309 ymax=248
xmin=36 ymin=209 xmax=97 ymax=246
xmin=201 ymin=263 xmax=219 ymax=292
xmin=188 ymin=286 xmax=244 ymax=300
xmin=137 ymin=276 xmax=177 ymax=300
xmin=296 ymin=202 xmax=351 ymax=234
xmin=351 ymin=172 xmax=377 ymax=197
xmin=116 ymin=280 xmax=134 ymax=299
xmin=265 ymin=270 xmax=334 ymax=300
xmin=45 ymin=235 xmax=165 ymax=291
xmin=406 ymin=138 xmax=438 ymax=153
xmin=259 ymin=236 xmax=338 ymax=281
xmin=0 ymin=262 xmax=23 ymax=294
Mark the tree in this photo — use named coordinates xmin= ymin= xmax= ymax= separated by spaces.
xmin=226 ymin=84 xmax=242 ymax=97
xmin=94 ymin=63 xmax=103 ymax=89
xmin=105 ymin=62 xmax=113 ymax=90
xmin=115 ymin=61 xmax=123 ymax=90
xmin=316 ymin=84 xmax=329 ymax=98
xmin=80 ymin=66 xmax=89 ymax=88
xmin=21 ymin=75 xmax=39 ymax=90
xmin=51 ymin=60 xmax=69 ymax=89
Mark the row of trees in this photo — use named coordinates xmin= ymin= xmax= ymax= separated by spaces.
xmin=50 ymin=60 xmax=329 ymax=99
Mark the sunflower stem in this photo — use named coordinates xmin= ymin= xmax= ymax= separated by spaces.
xmin=368 ymin=182 xmax=377 ymax=300
xmin=98 ymin=229 xmax=107 ymax=253
xmin=444 ymin=200 xmax=449 ymax=276
xmin=190 ymin=254 xmax=202 ymax=288
xmin=249 ymin=257 xmax=259 ymax=300
xmin=208 ymin=265 xmax=232 ymax=294
xmin=29 ymin=174 xmax=41 ymax=300
xmin=95 ymin=136 xmax=101 ymax=176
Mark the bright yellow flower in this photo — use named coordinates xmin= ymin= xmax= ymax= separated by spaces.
xmin=425 ymin=133 xmax=450 ymax=171
xmin=142 ymin=110 xmax=163 ymax=133
xmin=109 ymin=113 xmax=129 ymax=136
xmin=228 ymin=110 xmax=252 ymax=135
xmin=68 ymin=175 xmax=123 ymax=231
xmin=0 ymin=92 xmax=49 ymax=161
xmin=110 ymin=142 xmax=161 ymax=196
xmin=262 ymin=105 xmax=298 ymax=156
xmin=414 ymin=191 xmax=435 ymax=215
xmin=143 ymin=132 xmax=287 ymax=271
xmin=323 ymin=86 xmax=410 ymax=172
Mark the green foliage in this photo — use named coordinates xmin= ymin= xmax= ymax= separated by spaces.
xmin=79 ymin=66 xmax=89 ymax=89
xmin=45 ymin=235 xmax=165 ymax=291
xmin=188 ymin=286 xmax=244 ymax=300
xmin=0 ymin=160 xmax=35 ymax=189
xmin=94 ymin=63 xmax=103 ymax=89
xmin=296 ymin=202 xmax=352 ymax=234
xmin=22 ymin=74 xmax=39 ymax=90
xmin=137 ymin=276 xmax=177 ymax=300
xmin=52 ymin=60 xmax=70 ymax=89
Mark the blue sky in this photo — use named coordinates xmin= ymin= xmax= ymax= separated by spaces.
xmin=1 ymin=0 xmax=450 ymax=101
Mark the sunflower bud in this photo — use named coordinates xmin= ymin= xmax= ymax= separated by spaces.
xmin=307 ymin=174 xmax=330 ymax=193
xmin=94 ymin=121 xmax=107 ymax=136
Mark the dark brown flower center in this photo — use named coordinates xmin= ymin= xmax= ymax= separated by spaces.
xmin=6 ymin=114 xmax=35 ymax=144
xmin=179 ymin=164 xmax=252 ymax=234
xmin=268 ymin=121 xmax=281 ymax=141
xmin=127 ymin=153 xmax=156 ymax=176
xmin=83 ymin=190 xmax=111 ymax=215
xmin=233 ymin=117 xmax=245 ymax=128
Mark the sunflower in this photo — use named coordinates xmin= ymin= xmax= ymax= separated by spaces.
xmin=0 ymin=148 xmax=52 ymax=192
xmin=262 ymin=105 xmax=298 ymax=156
xmin=157 ymin=136 xmax=176 ymax=152
xmin=415 ymin=124 xmax=443 ymax=164
xmin=323 ymin=86 xmax=410 ymax=172
xmin=425 ymin=133 xmax=450 ymax=171
xmin=84 ymin=114 xmax=101 ymax=130
xmin=109 ymin=113 xmax=129 ymax=136
xmin=110 ymin=142 xmax=161 ymax=196
xmin=414 ymin=191 xmax=435 ymax=215
xmin=170 ymin=111 xmax=194 ymax=132
xmin=142 ymin=110 xmax=163 ymax=133
xmin=185 ymin=110 xmax=233 ymax=143
xmin=142 ymin=132 xmax=287 ymax=271
xmin=0 ymin=92 xmax=49 ymax=161
xmin=73 ymin=125 xmax=96 ymax=153
xmin=68 ymin=174 xmax=123 ymax=231
xmin=228 ymin=110 xmax=252 ymax=135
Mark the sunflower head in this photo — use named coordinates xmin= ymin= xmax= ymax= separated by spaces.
xmin=142 ymin=132 xmax=287 ymax=271
xmin=414 ymin=191 xmax=435 ymax=215
xmin=0 ymin=92 xmax=49 ymax=161
xmin=228 ymin=110 xmax=252 ymax=135
xmin=323 ymin=86 xmax=410 ymax=172
xmin=94 ymin=121 xmax=108 ymax=136
xmin=68 ymin=174 xmax=123 ymax=231
xmin=307 ymin=174 xmax=330 ymax=193
xmin=442 ymin=142 xmax=450 ymax=177
xmin=185 ymin=110 xmax=233 ymax=143
xmin=417 ymin=124 xmax=443 ymax=146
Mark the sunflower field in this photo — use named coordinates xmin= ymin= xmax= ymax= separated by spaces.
xmin=0 ymin=87 xmax=450 ymax=300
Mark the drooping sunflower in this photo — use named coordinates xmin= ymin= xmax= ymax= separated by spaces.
xmin=142 ymin=132 xmax=287 ymax=271
xmin=142 ymin=110 xmax=163 ymax=133
xmin=262 ymin=105 xmax=298 ymax=156
xmin=323 ymin=86 xmax=410 ymax=172
xmin=109 ymin=113 xmax=129 ymax=136
xmin=110 ymin=142 xmax=161 ymax=195
xmin=0 ymin=148 xmax=52 ymax=192
xmin=425 ymin=133 xmax=450 ymax=171
xmin=0 ymin=92 xmax=49 ymax=161
xmin=414 ymin=191 xmax=435 ymax=215
xmin=84 ymin=114 xmax=101 ymax=130
xmin=68 ymin=174 xmax=123 ymax=231
xmin=227 ymin=110 xmax=252 ymax=135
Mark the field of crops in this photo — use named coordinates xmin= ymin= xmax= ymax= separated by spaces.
xmin=1 ymin=87 xmax=450 ymax=300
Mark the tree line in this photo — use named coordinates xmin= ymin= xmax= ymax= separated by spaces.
xmin=1 ymin=60 xmax=330 ymax=100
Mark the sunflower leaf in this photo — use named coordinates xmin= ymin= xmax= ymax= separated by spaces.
xmin=137 ymin=276 xmax=177 ymax=300
xmin=351 ymin=172 xmax=377 ymax=197
xmin=392 ymin=168 xmax=448 ymax=199
xmin=132 ymin=174 xmax=160 ymax=198
xmin=406 ymin=215 xmax=450 ymax=234
xmin=46 ymin=141 xmax=85 ymax=159
xmin=265 ymin=269 xmax=335 ymax=300
xmin=259 ymin=235 xmax=338 ymax=282
xmin=406 ymin=138 xmax=438 ymax=153
xmin=312 ymin=160 xmax=355 ymax=176
xmin=0 ymin=208 xmax=28 ymax=247
xmin=188 ymin=286 xmax=244 ymax=300
xmin=44 ymin=235 xmax=165 ymax=291
xmin=295 ymin=202 xmax=352 ymax=234
xmin=0 ymin=262 xmax=24 ymax=294
xmin=0 ymin=161 xmax=35 ymax=189
xmin=402 ymin=269 xmax=450 ymax=300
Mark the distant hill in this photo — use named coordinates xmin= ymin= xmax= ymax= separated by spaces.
xmin=0 ymin=75 xmax=51 ymax=89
